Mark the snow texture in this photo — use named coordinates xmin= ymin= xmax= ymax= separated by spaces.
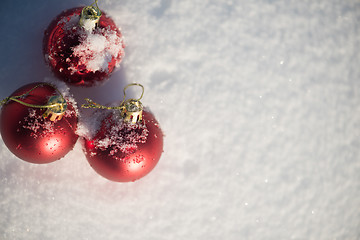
xmin=68 ymin=18 xmax=124 ymax=73
xmin=58 ymin=13 xmax=124 ymax=74
xmin=84 ymin=111 xmax=148 ymax=155
xmin=0 ymin=0 xmax=360 ymax=239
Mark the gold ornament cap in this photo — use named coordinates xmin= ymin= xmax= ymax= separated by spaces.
xmin=43 ymin=95 xmax=68 ymax=121
xmin=79 ymin=0 xmax=102 ymax=30
xmin=120 ymin=99 xmax=143 ymax=124
xmin=0 ymin=83 xmax=68 ymax=122
xmin=119 ymin=83 xmax=144 ymax=124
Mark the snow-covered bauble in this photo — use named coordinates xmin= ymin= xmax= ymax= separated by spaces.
xmin=43 ymin=1 xmax=125 ymax=87
xmin=80 ymin=84 xmax=164 ymax=182
xmin=0 ymin=82 xmax=78 ymax=164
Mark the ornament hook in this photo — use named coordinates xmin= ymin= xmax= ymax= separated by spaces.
xmin=121 ymin=83 xmax=144 ymax=105
xmin=80 ymin=0 xmax=102 ymax=30
xmin=82 ymin=83 xmax=145 ymax=124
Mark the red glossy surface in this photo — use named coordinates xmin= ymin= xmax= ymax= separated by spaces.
xmin=43 ymin=7 xmax=125 ymax=87
xmin=0 ymin=83 xmax=78 ymax=164
xmin=83 ymin=110 xmax=164 ymax=182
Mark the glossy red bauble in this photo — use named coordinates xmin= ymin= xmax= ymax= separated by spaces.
xmin=43 ymin=7 xmax=125 ymax=87
xmin=82 ymin=109 xmax=163 ymax=182
xmin=0 ymin=83 xmax=78 ymax=164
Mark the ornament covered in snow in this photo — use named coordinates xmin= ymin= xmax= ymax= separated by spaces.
xmin=81 ymin=84 xmax=164 ymax=182
xmin=43 ymin=1 xmax=125 ymax=87
xmin=0 ymin=82 xmax=79 ymax=164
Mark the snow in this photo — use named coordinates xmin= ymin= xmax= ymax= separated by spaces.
xmin=70 ymin=21 xmax=124 ymax=73
xmin=57 ymin=11 xmax=124 ymax=74
xmin=0 ymin=0 xmax=360 ymax=239
xmin=22 ymin=108 xmax=56 ymax=139
xmin=90 ymin=111 xmax=147 ymax=148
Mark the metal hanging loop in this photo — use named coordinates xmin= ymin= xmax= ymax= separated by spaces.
xmin=0 ymin=83 xmax=67 ymax=122
xmin=82 ymin=83 xmax=145 ymax=124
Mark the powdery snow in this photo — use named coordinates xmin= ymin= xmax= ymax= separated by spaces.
xmin=0 ymin=0 xmax=359 ymax=240
xmin=93 ymin=112 xmax=147 ymax=147
xmin=70 ymin=27 xmax=124 ymax=73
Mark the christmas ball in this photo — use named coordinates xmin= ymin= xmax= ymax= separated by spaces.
xmin=82 ymin=107 xmax=163 ymax=182
xmin=0 ymin=82 xmax=79 ymax=164
xmin=43 ymin=6 xmax=125 ymax=87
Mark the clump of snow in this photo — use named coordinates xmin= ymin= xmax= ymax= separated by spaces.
xmin=76 ymin=108 xmax=106 ymax=138
xmin=45 ymin=77 xmax=70 ymax=97
xmin=18 ymin=81 xmax=78 ymax=139
xmin=81 ymin=19 xmax=97 ymax=32
xmin=70 ymin=27 xmax=124 ymax=73
xmin=77 ymin=101 xmax=121 ymax=139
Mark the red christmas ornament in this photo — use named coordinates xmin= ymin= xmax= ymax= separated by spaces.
xmin=43 ymin=1 xmax=125 ymax=87
xmin=0 ymin=82 xmax=78 ymax=164
xmin=81 ymin=84 xmax=163 ymax=182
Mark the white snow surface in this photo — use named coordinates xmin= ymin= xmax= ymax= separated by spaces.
xmin=0 ymin=0 xmax=359 ymax=239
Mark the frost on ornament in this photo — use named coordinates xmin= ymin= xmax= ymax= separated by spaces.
xmin=81 ymin=110 xmax=149 ymax=158
xmin=21 ymin=108 xmax=56 ymax=139
xmin=43 ymin=7 xmax=125 ymax=87
xmin=20 ymin=101 xmax=77 ymax=140
xmin=96 ymin=114 xmax=149 ymax=156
